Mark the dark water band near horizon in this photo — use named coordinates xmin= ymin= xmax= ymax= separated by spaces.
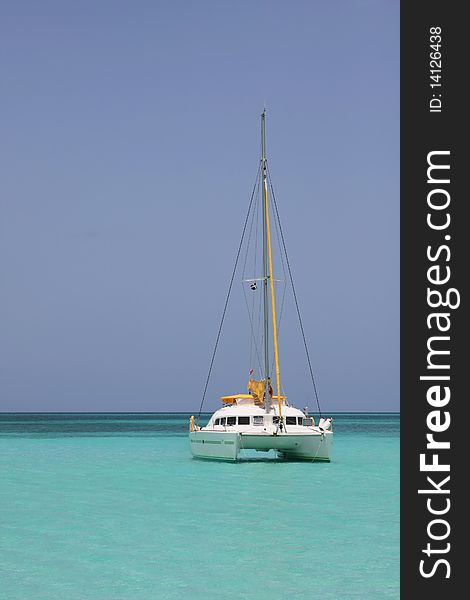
xmin=0 ymin=411 xmax=400 ymax=437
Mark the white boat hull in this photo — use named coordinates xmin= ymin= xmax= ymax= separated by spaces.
xmin=189 ymin=430 xmax=332 ymax=462
xmin=189 ymin=431 xmax=241 ymax=461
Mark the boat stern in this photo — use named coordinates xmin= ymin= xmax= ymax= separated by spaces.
xmin=189 ymin=430 xmax=241 ymax=461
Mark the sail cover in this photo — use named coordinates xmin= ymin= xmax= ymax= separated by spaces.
xmin=247 ymin=378 xmax=273 ymax=401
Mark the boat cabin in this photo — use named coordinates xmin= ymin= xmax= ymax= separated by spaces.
xmin=212 ymin=415 xmax=311 ymax=427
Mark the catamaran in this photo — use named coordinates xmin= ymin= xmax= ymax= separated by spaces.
xmin=189 ymin=111 xmax=333 ymax=461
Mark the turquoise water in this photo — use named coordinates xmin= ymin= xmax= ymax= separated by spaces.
xmin=0 ymin=413 xmax=399 ymax=599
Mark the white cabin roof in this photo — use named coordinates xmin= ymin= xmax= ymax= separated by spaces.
xmin=208 ymin=403 xmax=305 ymax=419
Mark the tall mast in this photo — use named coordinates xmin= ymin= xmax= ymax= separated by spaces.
xmin=261 ymin=110 xmax=282 ymax=415
xmin=261 ymin=111 xmax=270 ymax=409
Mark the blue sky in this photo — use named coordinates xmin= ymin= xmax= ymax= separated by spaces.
xmin=0 ymin=1 xmax=399 ymax=412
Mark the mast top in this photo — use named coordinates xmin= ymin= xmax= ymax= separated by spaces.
xmin=261 ymin=110 xmax=267 ymax=164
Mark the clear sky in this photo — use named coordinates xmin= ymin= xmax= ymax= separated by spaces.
xmin=0 ymin=0 xmax=399 ymax=412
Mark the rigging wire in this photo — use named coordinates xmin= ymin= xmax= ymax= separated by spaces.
xmin=242 ymin=284 xmax=263 ymax=374
xmin=241 ymin=283 xmax=263 ymax=375
xmin=251 ymin=174 xmax=261 ymax=371
xmin=241 ymin=167 xmax=263 ymax=374
xmin=197 ymin=168 xmax=260 ymax=421
xmin=241 ymin=168 xmax=260 ymax=277
xmin=269 ymin=187 xmax=288 ymax=380
xmin=267 ymin=164 xmax=323 ymax=417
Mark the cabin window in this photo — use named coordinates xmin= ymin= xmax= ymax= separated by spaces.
xmin=302 ymin=418 xmax=312 ymax=426
xmin=297 ymin=417 xmax=303 ymax=425
xmin=227 ymin=417 xmax=236 ymax=426
xmin=273 ymin=416 xmax=280 ymax=425
xmin=253 ymin=416 xmax=264 ymax=426
xmin=214 ymin=418 xmax=220 ymax=425
xmin=220 ymin=417 xmax=226 ymax=426
xmin=238 ymin=416 xmax=250 ymax=425
xmin=286 ymin=417 xmax=297 ymax=425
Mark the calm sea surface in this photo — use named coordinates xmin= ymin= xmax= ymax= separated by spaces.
xmin=0 ymin=413 xmax=399 ymax=599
